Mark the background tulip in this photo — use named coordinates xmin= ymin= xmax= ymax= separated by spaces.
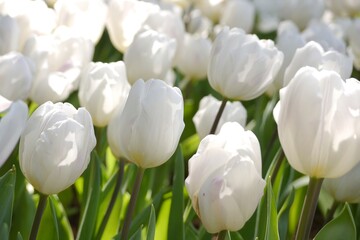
xmin=208 ymin=27 xmax=283 ymax=101
xmin=78 ymin=61 xmax=130 ymax=127
xmin=193 ymin=95 xmax=247 ymax=139
xmin=19 ymin=101 xmax=96 ymax=195
xmin=0 ymin=96 xmax=28 ymax=168
xmin=124 ymin=29 xmax=176 ymax=85
xmin=274 ymin=67 xmax=360 ymax=178
xmin=323 ymin=161 xmax=360 ymax=203
xmin=219 ymin=0 xmax=255 ymax=33
xmin=107 ymin=79 xmax=184 ymax=168
xmin=185 ymin=122 xmax=265 ymax=233
xmin=0 ymin=15 xmax=20 ymax=54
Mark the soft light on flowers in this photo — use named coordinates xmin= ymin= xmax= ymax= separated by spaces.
xmin=19 ymin=101 xmax=96 ymax=195
xmin=0 ymin=52 xmax=34 ymax=101
xmin=283 ymin=41 xmax=352 ymax=87
xmin=193 ymin=95 xmax=247 ymax=139
xmin=274 ymin=67 xmax=360 ymax=178
xmin=185 ymin=122 xmax=265 ymax=233
xmin=78 ymin=61 xmax=131 ymax=127
xmin=106 ymin=0 xmax=160 ymax=53
xmin=23 ymin=26 xmax=93 ymax=104
xmin=0 ymin=15 xmax=20 ymax=54
xmin=175 ymin=33 xmax=212 ymax=81
xmin=54 ymin=0 xmax=108 ymax=44
xmin=0 ymin=96 xmax=28 ymax=168
xmin=208 ymin=27 xmax=283 ymax=100
xmin=124 ymin=29 xmax=177 ymax=85
xmin=325 ymin=0 xmax=360 ymax=17
xmin=107 ymin=79 xmax=184 ymax=168
xmin=323 ymin=161 xmax=360 ymax=203
xmin=219 ymin=0 xmax=255 ymax=33
xmin=348 ymin=19 xmax=360 ymax=70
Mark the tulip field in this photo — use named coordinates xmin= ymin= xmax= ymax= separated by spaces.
xmin=1 ymin=0 xmax=360 ymax=240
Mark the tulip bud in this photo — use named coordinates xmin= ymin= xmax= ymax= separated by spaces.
xmin=106 ymin=0 xmax=160 ymax=53
xmin=124 ymin=29 xmax=177 ymax=85
xmin=78 ymin=61 xmax=130 ymax=127
xmin=19 ymin=102 xmax=96 ymax=195
xmin=283 ymin=41 xmax=352 ymax=87
xmin=193 ymin=95 xmax=247 ymax=139
xmin=0 ymin=52 xmax=34 ymax=101
xmin=274 ymin=67 xmax=360 ymax=178
xmin=175 ymin=33 xmax=211 ymax=81
xmin=107 ymin=79 xmax=184 ymax=168
xmin=185 ymin=122 xmax=265 ymax=233
xmin=208 ymin=27 xmax=283 ymax=100
xmin=220 ymin=0 xmax=255 ymax=33
xmin=0 ymin=96 xmax=28 ymax=168
xmin=323 ymin=161 xmax=360 ymax=203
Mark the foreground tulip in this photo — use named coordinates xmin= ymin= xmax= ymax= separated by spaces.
xmin=107 ymin=79 xmax=184 ymax=168
xmin=19 ymin=101 xmax=96 ymax=195
xmin=193 ymin=95 xmax=247 ymax=139
xmin=186 ymin=122 xmax=265 ymax=233
xmin=0 ymin=96 xmax=28 ymax=167
xmin=78 ymin=61 xmax=130 ymax=127
xmin=274 ymin=67 xmax=360 ymax=178
xmin=208 ymin=27 xmax=283 ymax=101
xmin=323 ymin=161 xmax=360 ymax=203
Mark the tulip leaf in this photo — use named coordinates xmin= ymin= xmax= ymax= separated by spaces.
xmin=255 ymin=177 xmax=280 ymax=240
xmin=37 ymin=195 xmax=73 ymax=240
xmin=76 ymin=154 xmax=101 ymax=240
xmin=16 ymin=232 xmax=23 ymax=240
xmin=278 ymin=188 xmax=295 ymax=240
xmin=168 ymin=147 xmax=185 ymax=240
xmin=0 ymin=223 xmax=9 ymax=240
xmin=314 ymin=203 xmax=356 ymax=240
xmin=129 ymin=226 xmax=142 ymax=240
xmin=0 ymin=166 xmax=16 ymax=236
xmin=146 ymin=205 xmax=156 ymax=240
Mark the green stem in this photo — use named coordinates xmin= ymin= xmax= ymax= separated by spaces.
xmin=30 ymin=194 xmax=48 ymax=240
xmin=96 ymin=159 xmax=125 ymax=240
xmin=120 ymin=167 xmax=145 ymax=240
xmin=324 ymin=200 xmax=340 ymax=224
xmin=295 ymin=177 xmax=324 ymax=240
xmin=210 ymin=98 xmax=228 ymax=134
xmin=216 ymin=230 xmax=228 ymax=240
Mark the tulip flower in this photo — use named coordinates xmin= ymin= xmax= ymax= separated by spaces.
xmin=19 ymin=101 xmax=96 ymax=195
xmin=323 ymin=161 xmax=360 ymax=203
xmin=0 ymin=15 xmax=20 ymax=54
xmin=0 ymin=96 xmax=28 ymax=168
xmin=175 ymin=33 xmax=212 ymax=81
xmin=78 ymin=61 xmax=130 ymax=127
xmin=124 ymin=29 xmax=177 ymax=85
xmin=106 ymin=0 xmax=160 ymax=53
xmin=107 ymin=79 xmax=184 ymax=168
xmin=193 ymin=95 xmax=247 ymax=139
xmin=0 ymin=52 xmax=34 ymax=101
xmin=208 ymin=27 xmax=283 ymax=101
xmin=283 ymin=41 xmax=352 ymax=87
xmin=185 ymin=122 xmax=265 ymax=234
xmin=274 ymin=66 xmax=360 ymax=178
xmin=220 ymin=0 xmax=255 ymax=33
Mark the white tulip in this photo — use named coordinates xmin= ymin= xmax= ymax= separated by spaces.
xmin=0 ymin=15 xmax=20 ymax=54
xmin=193 ymin=95 xmax=247 ymax=139
xmin=107 ymin=79 xmax=184 ymax=168
xmin=220 ymin=0 xmax=255 ymax=33
xmin=283 ymin=41 xmax=352 ymax=86
xmin=185 ymin=122 xmax=265 ymax=233
xmin=124 ymin=29 xmax=176 ymax=84
xmin=79 ymin=61 xmax=130 ymax=127
xmin=348 ymin=19 xmax=360 ymax=71
xmin=274 ymin=67 xmax=360 ymax=178
xmin=208 ymin=27 xmax=283 ymax=100
xmin=106 ymin=0 xmax=160 ymax=53
xmin=54 ymin=0 xmax=108 ymax=44
xmin=19 ymin=102 xmax=96 ymax=195
xmin=253 ymin=0 xmax=280 ymax=33
xmin=175 ymin=33 xmax=212 ymax=81
xmin=0 ymin=52 xmax=34 ymax=101
xmin=0 ymin=96 xmax=28 ymax=168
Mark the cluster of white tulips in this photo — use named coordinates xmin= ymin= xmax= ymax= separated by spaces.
xmin=0 ymin=0 xmax=359 ymax=239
